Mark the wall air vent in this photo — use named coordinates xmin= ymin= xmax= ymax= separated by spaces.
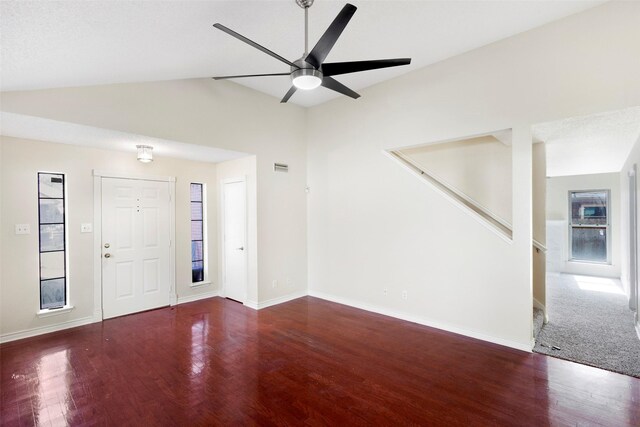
xmin=274 ymin=163 xmax=289 ymax=173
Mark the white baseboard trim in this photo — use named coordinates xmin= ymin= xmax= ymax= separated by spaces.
xmin=245 ymin=290 xmax=308 ymax=310
xmin=308 ymin=290 xmax=533 ymax=352
xmin=244 ymin=300 xmax=259 ymax=310
xmin=176 ymin=290 xmax=219 ymax=305
xmin=0 ymin=316 xmax=98 ymax=344
xmin=533 ymin=297 xmax=549 ymax=324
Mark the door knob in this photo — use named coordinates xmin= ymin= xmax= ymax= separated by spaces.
xmin=104 ymin=243 xmax=110 ymax=248
xmin=104 ymin=253 xmax=112 ymax=258
xmin=236 ymin=247 xmax=244 ymax=251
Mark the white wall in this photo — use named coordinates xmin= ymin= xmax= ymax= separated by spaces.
xmin=306 ymin=1 xmax=640 ymax=350
xmin=532 ymin=142 xmax=546 ymax=309
xmin=546 ymin=173 xmax=620 ymax=278
xmin=620 ymin=135 xmax=640 ymax=307
xmin=0 ymin=136 xmax=221 ymax=339
xmin=0 ymin=78 xmax=309 ymax=310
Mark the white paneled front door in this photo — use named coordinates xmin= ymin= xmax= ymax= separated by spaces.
xmin=222 ymin=179 xmax=247 ymax=303
xmin=101 ymin=178 xmax=171 ymax=319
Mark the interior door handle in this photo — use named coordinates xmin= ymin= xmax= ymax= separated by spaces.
xmin=236 ymin=247 xmax=244 ymax=251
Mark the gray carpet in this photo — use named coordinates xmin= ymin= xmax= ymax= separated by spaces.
xmin=534 ymin=273 xmax=640 ymax=378
xmin=533 ymin=307 xmax=544 ymax=339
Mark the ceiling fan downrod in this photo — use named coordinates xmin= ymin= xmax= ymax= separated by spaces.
xmin=296 ymin=0 xmax=314 ymax=55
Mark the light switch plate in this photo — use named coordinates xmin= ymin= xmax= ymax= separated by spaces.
xmin=15 ymin=224 xmax=30 ymax=234
xmin=81 ymin=223 xmax=93 ymax=233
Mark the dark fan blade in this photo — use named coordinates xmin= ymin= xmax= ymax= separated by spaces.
xmin=321 ymin=76 xmax=360 ymax=99
xmin=213 ymin=72 xmax=291 ymax=80
xmin=213 ymin=23 xmax=298 ymax=68
xmin=305 ymin=3 xmax=357 ymax=69
xmin=280 ymin=86 xmax=297 ymax=103
xmin=322 ymin=58 xmax=411 ymax=77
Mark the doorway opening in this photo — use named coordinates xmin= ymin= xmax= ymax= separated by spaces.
xmin=532 ymin=106 xmax=640 ymax=378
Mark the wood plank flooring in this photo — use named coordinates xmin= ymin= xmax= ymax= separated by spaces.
xmin=1 ymin=296 xmax=639 ymax=426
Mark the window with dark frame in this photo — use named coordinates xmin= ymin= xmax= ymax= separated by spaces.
xmin=38 ymin=173 xmax=67 ymax=309
xmin=191 ymin=183 xmax=205 ymax=283
xmin=569 ymin=190 xmax=609 ymax=263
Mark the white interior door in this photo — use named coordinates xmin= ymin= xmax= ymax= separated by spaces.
xmin=223 ymin=179 xmax=247 ymax=303
xmin=102 ymin=178 xmax=171 ymax=319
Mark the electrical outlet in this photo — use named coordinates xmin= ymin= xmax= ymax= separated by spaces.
xmin=15 ymin=224 xmax=30 ymax=235
xmin=383 ymin=288 xmax=388 ymax=296
xmin=272 ymin=280 xmax=278 ymax=288
xmin=286 ymin=279 xmax=292 ymax=287
xmin=402 ymin=290 xmax=408 ymax=300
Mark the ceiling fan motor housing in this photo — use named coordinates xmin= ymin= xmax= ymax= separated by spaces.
xmin=295 ymin=0 xmax=314 ymax=9
xmin=291 ymin=58 xmax=322 ymax=90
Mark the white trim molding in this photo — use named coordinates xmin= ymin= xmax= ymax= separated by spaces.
xmin=244 ymin=291 xmax=308 ymax=310
xmin=92 ymin=169 xmax=176 ymax=182
xmin=177 ymin=290 xmax=220 ymax=305
xmin=308 ymin=290 xmax=533 ymax=353
xmin=244 ymin=299 xmax=259 ymax=310
xmin=169 ymin=181 xmax=177 ymax=306
xmin=190 ymin=281 xmax=213 ymax=289
xmin=0 ymin=316 xmax=98 ymax=344
xmin=37 ymin=305 xmax=75 ymax=318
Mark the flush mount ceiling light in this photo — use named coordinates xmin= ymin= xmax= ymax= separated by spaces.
xmin=212 ymin=0 xmax=411 ymax=103
xmin=136 ymin=145 xmax=153 ymax=163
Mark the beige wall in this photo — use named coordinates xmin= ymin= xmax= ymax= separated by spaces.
xmin=546 ymin=173 xmax=620 ymax=278
xmin=0 ymin=77 xmax=309 ymax=313
xmin=400 ymin=135 xmax=512 ymax=225
xmin=306 ymin=1 xmax=640 ymax=349
xmin=0 ymin=136 xmax=221 ymax=337
xmin=532 ymin=143 xmax=546 ymax=308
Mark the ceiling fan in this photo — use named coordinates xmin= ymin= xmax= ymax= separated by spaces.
xmin=212 ymin=0 xmax=411 ymax=103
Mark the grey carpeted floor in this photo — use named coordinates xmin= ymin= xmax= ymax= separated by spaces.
xmin=534 ymin=273 xmax=640 ymax=378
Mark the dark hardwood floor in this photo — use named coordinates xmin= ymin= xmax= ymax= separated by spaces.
xmin=1 ymin=296 xmax=639 ymax=426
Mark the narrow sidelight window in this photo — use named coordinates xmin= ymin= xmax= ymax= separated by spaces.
xmin=190 ymin=183 xmax=205 ymax=283
xmin=569 ymin=190 xmax=609 ymax=263
xmin=38 ymin=173 xmax=67 ymax=309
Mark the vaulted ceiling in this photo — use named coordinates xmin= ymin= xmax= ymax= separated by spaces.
xmin=0 ymin=0 xmax=605 ymax=107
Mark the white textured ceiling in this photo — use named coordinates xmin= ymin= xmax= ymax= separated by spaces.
xmin=0 ymin=0 xmax=606 ymax=107
xmin=533 ymin=107 xmax=640 ymax=177
xmin=0 ymin=112 xmax=248 ymax=163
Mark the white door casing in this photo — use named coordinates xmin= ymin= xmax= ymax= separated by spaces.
xmin=629 ymin=165 xmax=638 ymax=312
xmin=101 ymin=177 xmax=171 ymax=319
xmin=222 ymin=179 xmax=248 ymax=303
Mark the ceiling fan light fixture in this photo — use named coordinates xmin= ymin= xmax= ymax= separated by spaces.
xmin=291 ymin=68 xmax=322 ymax=90
xmin=136 ymin=145 xmax=154 ymax=163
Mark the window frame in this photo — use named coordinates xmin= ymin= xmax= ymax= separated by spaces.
xmin=190 ymin=183 xmax=208 ymax=285
xmin=568 ymin=189 xmax=611 ymax=264
xmin=37 ymin=172 xmax=70 ymax=312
